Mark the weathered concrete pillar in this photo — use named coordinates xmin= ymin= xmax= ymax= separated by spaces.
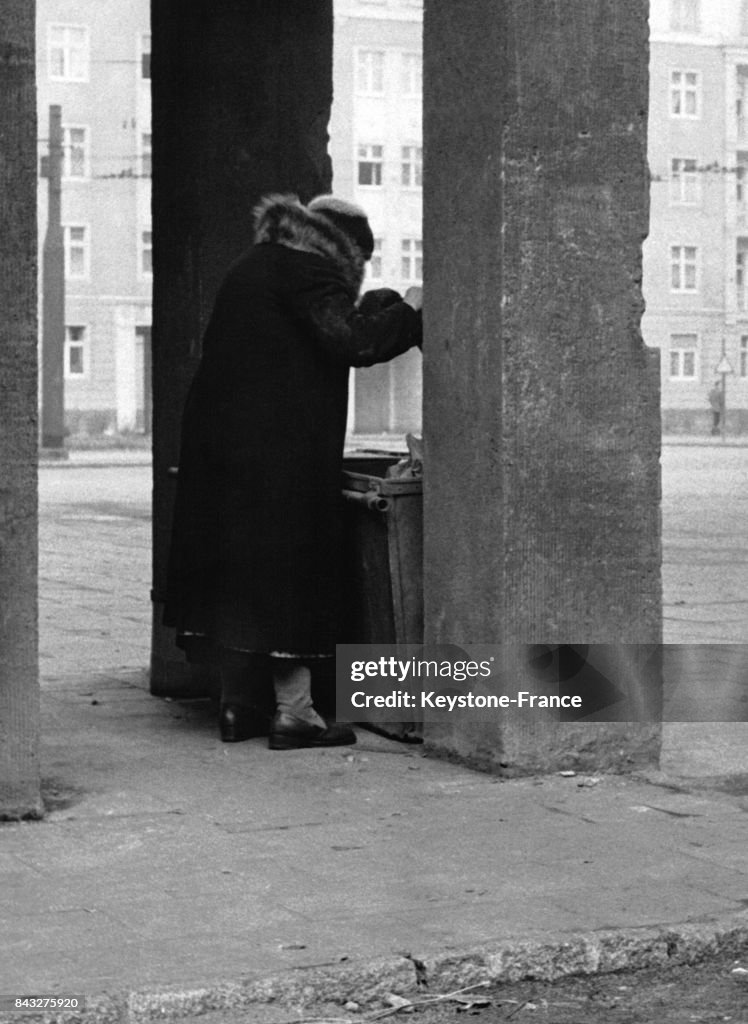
xmin=150 ymin=1 xmax=333 ymax=694
xmin=0 ymin=3 xmax=42 ymax=817
xmin=422 ymin=1 xmax=662 ymax=772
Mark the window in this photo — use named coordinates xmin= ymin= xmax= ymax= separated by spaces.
xmin=401 ymin=238 xmax=423 ymax=282
xmin=738 ymin=240 xmax=748 ymax=310
xmin=401 ymin=146 xmax=422 ymax=188
xmin=738 ymin=159 xmax=748 ymax=208
xmin=669 ymin=334 xmax=698 ymax=379
xmin=357 ymin=144 xmax=383 ymax=186
xmin=356 ymin=50 xmax=385 ymax=94
xmin=670 ymin=0 xmax=699 ymax=32
xmin=741 ymin=336 xmax=748 ymax=377
xmin=141 ymin=34 xmax=151 ymax=79
xmin=140 ymin=132 xmax=152 ymax=177
xmin=670 ymin=71 xmax=700 ymax=118
xmin=670 ymin=157 xmax=699 ymax=204
xmin=141 ymin=229 xmax=153 ymax=276
xmin=670 ymin=245 xmax=698 ymax=292
xmin=367 ymin=238 xmax=383 ymax=281
xmin=742 ymin=0 xmax=748 ymax=35
xmin=64 ymin=225 xmax=89 ymax=279
xmin=62 ymin=126 xmax=89 ymax=179
xmin=738 ymin=70 xmax=748 ymax=140
xmin=48 ymin=25 xmax=89 ymax=81
xmin=401 ymin=52 xmax=422 ymax=95
xmin=65 ymin=326 xmax=87 ymax=378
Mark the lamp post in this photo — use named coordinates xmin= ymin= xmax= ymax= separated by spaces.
xmin=715 ymin=348 xmax=734 ymax=443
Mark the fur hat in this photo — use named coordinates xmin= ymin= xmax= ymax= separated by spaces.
xmin=307 ymin=195 xmax=375 ymax=260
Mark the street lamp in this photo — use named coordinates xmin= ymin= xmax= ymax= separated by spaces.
xmin=715 ymin=348 xmax=734 ymax=443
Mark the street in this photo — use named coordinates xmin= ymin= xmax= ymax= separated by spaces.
xmin=38 ymin=444 xmax=748 ymax=682
xmin=37 ymin=444 xmax=748 ymax=778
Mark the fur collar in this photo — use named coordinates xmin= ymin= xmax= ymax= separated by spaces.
xmin=253 ymin=194 xmax=365 ymax=297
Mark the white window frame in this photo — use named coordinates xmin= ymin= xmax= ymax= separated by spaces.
xmin=670 ymin=69 xmax=701 ymax=119
xmin=670 ymin=243 xmax=699 ymax=293
xmin=737 ymin=242 xmax=748 ymax=311
xmin=64 ymin=325 xmax=88 ymax=380
xmin=740 ymin=335 xmax=748 ymax=377
xmin=48 ymin=24 xmax=89 ymax=82
xmin=668 ymin=333 xmax=699 ymax=381
xmin=139 ymin=227 xmax=153 ymax=278
xmin=64 ymin=224 xmax=90 ymax=280
xmin=669 ymin=156 xmax=700 ymax=205
xmin=355 ymin=49 xmax=385 ymax=95
xmin=140 ymin=33 xmax=151 ymax=80
xmin=401 ymin=237 xmax=423 ymax=283
xmin=357 ymin=144 xmax=384 ymax=187
xmin=62 ymin=124 xmax=90 ymax=180
xmin=401 ymin=145 xmax=423 ymax=188
xmin=139 ymin=131 xmax=152 ymax=178
xmin=738 ymin=70 xmax=748 ymax=140
xmin=401 ymin=52 xmax=422 ymax=96
xmin=738 ymin=159 xmax=748 ymax=208
xmin=670 ymin=0 xmax=700 ymax=32
xmin=742 ymin=0 xmax=748 ymax=36
xmin=367 ymin=238 xmax=383 ymax=282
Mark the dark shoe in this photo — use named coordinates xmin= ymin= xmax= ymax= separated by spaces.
xmin=219 ymin=703 xmax=270 ymax=743
xmin=268 ymin=711 xmax=356 ymax=750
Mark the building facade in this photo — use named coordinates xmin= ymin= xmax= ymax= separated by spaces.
xmin=37 ymin=0 xmax=748 ymax=437
xmin=645 ymin=0 xmax=748 ymax=431
xmin=37 ymin=0 xmax=151 ymax=435
xmin=330 ymin=0 xmax=424 ymax=435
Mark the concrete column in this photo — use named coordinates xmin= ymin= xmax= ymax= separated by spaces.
xmin=0 ymin=3 xmax=42 ymax=817
xmin=114 ymin=305 xmax=138 ymax=432
xmin=422 ymin=1 xmax=662 ymax=773
xmin=150 ymin=1 xmax=333 ymax=694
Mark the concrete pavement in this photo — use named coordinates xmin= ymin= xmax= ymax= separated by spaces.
xmin=3 ymin=445 xmax=746 ymax=1023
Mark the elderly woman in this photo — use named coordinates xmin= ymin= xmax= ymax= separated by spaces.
xmin=164 ymin=194 xmax=423 ymax=749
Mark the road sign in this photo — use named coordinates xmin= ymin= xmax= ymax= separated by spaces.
xmin=716 ymin=355 xmax=733 ymax=375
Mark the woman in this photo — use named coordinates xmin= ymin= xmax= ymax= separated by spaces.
xmin=164 ymin=193 xmax=423 ymax=749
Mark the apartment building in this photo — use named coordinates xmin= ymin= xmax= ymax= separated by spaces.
xmin=644 ymin=0 xmax=748 ymax=430
xmin=330 ymin=0 xmax=424 ymax=435
xmin=39 ymin=0 xmax=748 ymax=437
xmin=37 ymin=0 xmax=152 ymax=435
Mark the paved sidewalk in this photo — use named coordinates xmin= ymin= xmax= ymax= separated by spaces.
xmin=4 ymin=679 xmax=748 ymax=1024
xmin=7 ymin=452 xmax=746 ymax=1022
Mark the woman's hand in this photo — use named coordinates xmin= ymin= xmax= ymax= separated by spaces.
xmin=403 ymin=286 xmax=423 ymax=312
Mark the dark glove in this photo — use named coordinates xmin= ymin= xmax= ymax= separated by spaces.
xmin=357 ymin=287 xmax=403 ymax=317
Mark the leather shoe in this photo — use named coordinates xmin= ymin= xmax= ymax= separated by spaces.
xmin=268 ymin=711 xmax=356 ymax=750
xmin=219 ymin=703 xmax=270 ymax=742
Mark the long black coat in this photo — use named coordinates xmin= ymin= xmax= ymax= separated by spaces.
xmin=164 ymin=195 xmax=422 ymax=656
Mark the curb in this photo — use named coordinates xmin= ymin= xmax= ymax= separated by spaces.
xmin=7 ymin=911 xmax=748 ymax=1024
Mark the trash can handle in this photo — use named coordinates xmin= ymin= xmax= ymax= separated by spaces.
xmin=341 ymin=489 xmax=391 ymax=513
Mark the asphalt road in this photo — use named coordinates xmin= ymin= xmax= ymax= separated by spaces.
xmin=37 ymin=443 xmax=748 ymax=645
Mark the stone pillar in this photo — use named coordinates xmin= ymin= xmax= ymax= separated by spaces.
xmin=150 ymin=1 xmax=333 ymax=694
xmin=0 ymin=3 xmax=42 ymax=817
xmin=422 ymin=1 xmax=662 ymax=773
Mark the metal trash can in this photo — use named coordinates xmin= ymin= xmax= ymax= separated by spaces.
xmin=341 ymin=453 xmax=423 ymax=645
xmin=341 ymin=452 xmax=423 ymax=743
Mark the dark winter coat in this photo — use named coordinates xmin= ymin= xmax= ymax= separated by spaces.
xmin=164 ymin=194 xmax=422 ymax=656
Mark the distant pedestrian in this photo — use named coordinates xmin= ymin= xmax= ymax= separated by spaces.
xmin=164 ymin=194 xmax=422 ymax=749
xmin=708 ymin=381 xmax=724 ymax=436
